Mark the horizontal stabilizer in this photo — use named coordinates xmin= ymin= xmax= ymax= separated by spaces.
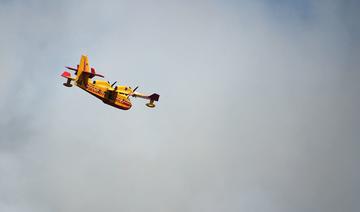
xmin=90 ymin=67 xmax=104 ymax=78
xmin=66 ymin=66 xmax=104 ymax=78
xmin=65 ymin=66 xmax=104 ymax=79
xmin=65 ymin=66 xmax=77 ymax=71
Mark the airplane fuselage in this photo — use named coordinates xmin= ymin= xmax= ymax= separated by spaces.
xmin=77 ymin=79 xmax=132 ymax=110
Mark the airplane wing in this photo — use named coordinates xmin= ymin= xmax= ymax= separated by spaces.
xmin=61 ymin=71 xmax=75 ymax=80
xmin=131 ymin=92 xmax=160 ymax=108
xmin=132 ymin=92 xmax=159 ymax=100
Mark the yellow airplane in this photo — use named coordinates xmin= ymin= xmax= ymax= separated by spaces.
xmin=61 ymin=55 xmax=160 ymax=110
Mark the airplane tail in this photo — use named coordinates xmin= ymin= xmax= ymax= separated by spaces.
xmin=75 ymin=55 xmax=90 ymax=82
xmin=64 ymin=55 xmax=104 ymax=82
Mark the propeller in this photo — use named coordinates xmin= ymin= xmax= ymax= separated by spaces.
xmin=111 ymin=81 xmax=117 ymax=87
xmin=107 ymin=81 xmax=118 ymax=92
xmin=126 ymin=86 xmax=139 ymax=98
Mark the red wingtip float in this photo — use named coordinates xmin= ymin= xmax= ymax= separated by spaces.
xmin=61 ymin=55 xmax=160 ymax=110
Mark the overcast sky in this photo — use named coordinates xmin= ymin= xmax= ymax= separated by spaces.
xmin=0 ymin=0 xmax=359 ymax=212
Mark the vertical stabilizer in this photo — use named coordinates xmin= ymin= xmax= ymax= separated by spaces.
xmin=75 ymin=55 xmax=90 ymax=82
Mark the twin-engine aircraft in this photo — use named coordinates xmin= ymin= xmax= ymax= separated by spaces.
xmin=61 ymin=55 xmax=160 ymax=110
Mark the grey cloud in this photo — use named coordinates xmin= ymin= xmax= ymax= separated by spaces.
xmin=0 ymin=0 xmax=359 ymax=212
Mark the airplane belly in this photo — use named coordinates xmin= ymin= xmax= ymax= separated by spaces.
xmin=103 ymin=97 xmax=131 ymax=110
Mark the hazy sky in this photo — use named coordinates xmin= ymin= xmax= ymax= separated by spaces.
xmin=0 ymin=0 xmax=359 ymax=212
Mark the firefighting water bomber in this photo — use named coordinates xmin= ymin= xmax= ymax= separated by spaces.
xmin=61 ymin=55 xmax=160 ymax=110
